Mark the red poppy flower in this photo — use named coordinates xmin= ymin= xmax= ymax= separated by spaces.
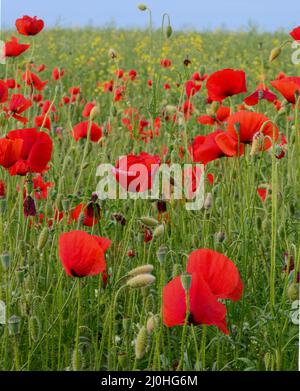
xmin=128 ymin=69 xmax=137 ymax=81
xmin=5 ymin=79 xmax=17 ymax=89
xmin=32 ymin=175 xmax=54 ymax=200
xmin=82 ymin=102 xmax=96 ymax=118
xmin=35 ymin=115 xmax=51 ymax=131
xmin=257 ymin=188 xmax=267 ymax=202
xmin=69 ymin=87 xmax=81 ymax=96
xmin=189 ymin=130 xmax=228 ymax=165
xmin=70 ymin=203 xmax=100 ymax=227
xmin=197 ymin=105 xmax=230 ymax=126
xmin=3 ymin=94 xmax=32 ymax=124
xmin=206 ymin=68 xmax=247 ymax=102
xmin=4 ymin=37 xmax=30 ymax=57
xmin=6 ymin=128 xmax=53 ymax=176
xmin=114 ymin=152 xmax=161 ymax=193
xmin=36 ymin=64 xmax=46 ymax=72
xmin=52 ymin=67 xmax=65 ymax=81
xmin=163 ymin=249 xmax=243 ymax=334
xmin=227 ymin=111 xmax=278 ymax=145
xmin=15 ymin=15 xmax=44 ymax=36
xmin=72 ymin=121 xmax=102 ymax=142
xmin=160 ymin=59 xmax=172 ymax=68
xmin=58 ymin=230 xmax=111 ymax=278
xmin=290 ymin=26 xmax=300 ymax=42
xmin=0 ymin=138 xmax=23 ymax=169
xmin=244 ymin=83 xmax=277 ymax=106
xmin=270 ymin=77 xmax=300 ymax=104
xmin=23 ymin=70 xmax=48 ymax=91
xmin=185 ymin=80 xmax=201 ymax=98
xmin=115 ymin=69 xmax=124 ymax=79
xmin=0 ymin=80 xmax=8 ymax=104
xmin=215 ymin=111 xmax=278 ymax=156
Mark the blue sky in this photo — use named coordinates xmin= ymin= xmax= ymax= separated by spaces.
xmin=2 ymin=0 xmax=299 ymax=31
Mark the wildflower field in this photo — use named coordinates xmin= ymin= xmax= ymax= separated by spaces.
xmin=0 ymin=10 xmax=299 ymax=372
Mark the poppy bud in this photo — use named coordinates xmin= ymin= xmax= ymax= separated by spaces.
xmin=172 ymin=264 xmax=182 ymax=278
xmin=157 ymin=245 xmax=168 ymax=263
xmin=153 ymin=224 xmax=165 ymax=238
xmin=127 ymin=273 xmax=156 ymax=289
xmin=146 ymin=314 xmax=159 ymax=334
xmin=166 ymin=25 xmax=173 ymax=39
xmin=135 ymin=326 xmax=148 ymax=360
xmin=128 ymin=264 xmax=154 ymax=277
xmin=137 ymin=3 xmax=147 ymax=11
xmin=37 ymin=227 xmax=49 ymax=251
xmin=1 ymin=252 xmax=10 ymax=270
xmin=23 ymin=195 xmax=36 ymax=217
xmin=287 ymin=283 xmax=299 ymax=301
xmin=269 ymin=47 xmax=281 ymax=62
xmin=118 ymin=353 xmax=128 ymax=369
xmin=8 ymin=315 xmax=21 ymax=336
xmin=204 ymin=193 xmax=213 ymax=210
xmin=90 ymin=106 xmax=100 ymax=120
xmin=140 ymin=216 xmax=159 ymax=227
xmin=180 ymin=272 xmax=192 ymax=293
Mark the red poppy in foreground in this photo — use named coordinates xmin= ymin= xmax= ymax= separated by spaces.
xmin=270 ymin=77 xmax=300 ymax=104
xmin=290 ymin=26 xmax=300 ymax=42
xmin=113 ymin=152 xmax=161 ymax=192
xmin=59 ymin=230 xmax=111 ymax=278
xmin=215 ymin=111 xmax=278 ymax=156
xmin=4 ymin=36 xmax=30 ymax=57
xmin=72 ymin=121 xmax=102 ymax=142
xmin=189 ymin=130 xmax=227 ymax=165
xmin=5 ymin=128 xmax=53 ymax=176
xmin=163 ymin=249 xmax=243 ymax=334
xmin=206 ymin=68 xmax=247 ymax=102
xmin=16 ymin=15 xmax=44 ymax=36
xmin=0 ymin=138 xmax=23 ymax=169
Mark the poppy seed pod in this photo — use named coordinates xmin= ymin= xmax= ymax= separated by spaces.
xmin=157 ymin=245 xmax=168 ymax=263
xmin=8 ymin=315 xmax=21 ymax=336
xmin=137 ymin=3 xmax=147 ymax=11
xmin=127 ymin=273 xmax=156 ymax=289
xmin=204 ymin=193 xmax=213 ymax=210
xmin=135 ymin=326 xmax=148 ymax=359
xmin=180 ymin=272 xmax=192 ymax=293
xmin=1 ymin=252 xmax=10 ymax=270
xmin=128 ymin=264 xmax=154 ymax=277
xmin=37 ymin=227 xmax=49 ymax=251
xmin=269 ymin=47 xmax=282 ymax=63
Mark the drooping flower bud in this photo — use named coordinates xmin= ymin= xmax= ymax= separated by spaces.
xmin=23 ymin=195 xmax=36 ymax=217
xmin=269 ymin=47 xmax=282 ymax=62
xmin=137 ymin=3 xmax=147 ymax=11
xmin=157 ymin=245 xmax=168 ymax=263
